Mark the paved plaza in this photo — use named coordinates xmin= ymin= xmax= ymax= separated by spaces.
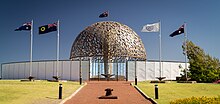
xmin=64 ymin=81 xmax=152 ymax=104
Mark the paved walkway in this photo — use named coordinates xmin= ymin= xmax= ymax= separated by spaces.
xmin=64 ymin=81 xmax=152 ymax=104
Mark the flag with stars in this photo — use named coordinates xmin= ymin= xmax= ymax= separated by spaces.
xmin=39 ymin=22 xmax=57 ymax=34
xmin=15 ymin=22 xmax=32 ymax=31
xmin=99 ymin=11 xmax=108 ymax=18
xmin=170 ymin=25 xmax=184 ymax=37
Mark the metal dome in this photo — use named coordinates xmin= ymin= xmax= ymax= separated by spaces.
xmin=70 ymin=21 xmax=146 ymax=61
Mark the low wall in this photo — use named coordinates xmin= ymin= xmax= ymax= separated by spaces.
xmin=1 ymin=60 xmax=188 ymax=81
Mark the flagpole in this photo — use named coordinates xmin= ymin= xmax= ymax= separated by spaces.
xmin=30 ymin=20 xmax=33 ymax=77
xmin=159 ymin=20 xmax=162 ymax=78
xmin=184 ymin=22 xmax=187 ymax=80
xmin=57 ymin=20 xmax=60 ymax=77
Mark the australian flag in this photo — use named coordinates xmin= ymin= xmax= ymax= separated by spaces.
xmin=99 ymin=11 xmax=108 ymax=18
xmin=39 ymin=22 xmax=57 ymax=34
xmin=170 ymin=25 xmax=184 ymax=37
xmin=15 ymin=22 xmax=32 ymax=31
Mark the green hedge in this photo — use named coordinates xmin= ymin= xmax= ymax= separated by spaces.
xmin=170 ymin=96 xmax=220 ymax=104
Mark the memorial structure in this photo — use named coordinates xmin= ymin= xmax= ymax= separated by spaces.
xmin=0 ymin=21 xmax=188 ymax=81
xmin=70 ymin=21 xmax=146 ymax=81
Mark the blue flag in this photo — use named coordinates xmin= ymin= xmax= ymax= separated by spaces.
xmin=15 ymin=22 xmax=32 ymax=31
xmin=170 ymin=25 xmax=184 ymax=37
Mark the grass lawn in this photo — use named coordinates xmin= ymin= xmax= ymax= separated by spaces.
xmin=137 ymin=81 xmax=220 ymax=104
xmin=0 ymin=80 xmax=81 ymax=104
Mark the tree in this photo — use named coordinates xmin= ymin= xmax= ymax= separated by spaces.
xmin=183 ymin=40 xmax=220 ymax=83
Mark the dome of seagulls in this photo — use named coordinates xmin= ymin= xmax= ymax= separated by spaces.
xmin=70 ymin=21 xmax=146 ymax=61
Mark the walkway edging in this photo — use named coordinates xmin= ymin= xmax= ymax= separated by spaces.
xmin=60 ymin=82 xmax=87 ymax=104
xmin=131 ymin=83 xmax=157 ymax=104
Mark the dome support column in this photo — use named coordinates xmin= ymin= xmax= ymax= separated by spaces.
xmin=79 ymin=57 xmax=82 ymax=85
xmin=103 ymin=56 xmax=109 ymax=80
xmin=126 ymin=58 xmax=128 ymax=81
xmin=98 ymin=58 xmax=100 ymax=81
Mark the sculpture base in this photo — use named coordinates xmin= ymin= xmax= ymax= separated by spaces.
xmin=52 ymin=76 xmax=60 ymax=81
xmin=98 ymin=96 xmax=118 ymax=99
xmin=156 ymin=77 xmax=166 ymax=81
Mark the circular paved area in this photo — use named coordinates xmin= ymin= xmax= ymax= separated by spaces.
xmin=64 ymin=81 xmax=152 ymax=104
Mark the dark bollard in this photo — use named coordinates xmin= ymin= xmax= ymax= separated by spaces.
xmin=155 ymin=84 xmax=158 ymax=99
xmin=135 ymin=77 xmax=137 ymax=85
xmin=59 ymin=84 xmax=62 ymax=99
xmin=80 ymin=77 xmax=82 ymax=85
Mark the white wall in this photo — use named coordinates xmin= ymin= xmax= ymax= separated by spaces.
xmin=137 ymin=61 xmax=146 ymax=81
xmin=82 ymin=61 xmax=89 ymax=80
xmin=38 ymin=62 xmax=46 ymax=79
xmin=1 ymin=60 xmax=188 ymax=81
xmin=145 ymin=62 xmax=156 ymax=80
xmin=71 ymin=61 xmax=79 ymax=80
xmin=62 ymin=61 xmax=71 ymax=80
xmin=1 ymin=61 xmax=80 ymax=80
xmin=128 ymin=61 xmax=135 ymax=81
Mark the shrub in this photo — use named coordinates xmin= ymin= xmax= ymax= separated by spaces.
xmin=170 ymin=96 xmax=220 ymax=104
xmin=183 ymin=41 xmax=220 ymax=83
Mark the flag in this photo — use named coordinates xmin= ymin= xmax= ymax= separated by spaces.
xmin=170 ymin=25 xmax=184 ymax=37
xmin=141 ymin=22 xmax=160 ymax=32
xmin=15 ymin=22 xmax=31 ymax=31
xmin=39 ymin=22 xmax=57 ymax=34
xmin=99 ymin=11 xmax=108 ymax=18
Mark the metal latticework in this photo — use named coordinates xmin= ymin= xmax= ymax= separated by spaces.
xmin=70 ymin=21 xmax=146 ymax=61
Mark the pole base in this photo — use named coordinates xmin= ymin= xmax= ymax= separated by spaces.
xmin=28 ymin=76 xmax=35 ymax=81
xmin=80 ymin=77 xmax=82 ymax=85
xmin=135 ymin=77 xmax=137 ymax=85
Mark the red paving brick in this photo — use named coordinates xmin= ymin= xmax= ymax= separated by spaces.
xmin=64 ymin=81 xmax=152 ymax=104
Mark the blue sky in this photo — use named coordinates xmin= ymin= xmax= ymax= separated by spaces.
xmin=1 ymin=0 xmax=220 ymax=65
